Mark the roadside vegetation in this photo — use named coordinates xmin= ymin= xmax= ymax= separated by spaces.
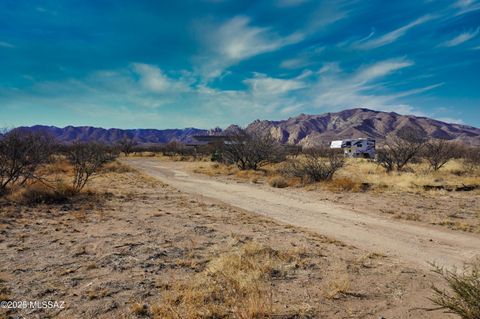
xmin=431 ymin=259 xmax=480 ymax=319
xmin=0 ymin=129 xmax=121 ymax=204
xmin=122 ymin=128 xmax=479 ymax=233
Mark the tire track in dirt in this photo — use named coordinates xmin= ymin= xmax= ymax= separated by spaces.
xmin=125 ymin=158 xmax=480 ymax=270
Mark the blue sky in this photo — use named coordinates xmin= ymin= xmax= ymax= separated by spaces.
xmin=1 ymin=0 xmax=479 ymax=129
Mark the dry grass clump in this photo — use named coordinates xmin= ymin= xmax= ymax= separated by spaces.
xmin=37 ymin=157 xmax=73 ymax=175
xmin=8 ymin=181 xmax=76 ymax=205
xmin=193 ymin=163 xmax=240 ymax=177
xmin=152 ymin=242 xmax=301 ymax=319
xmin=100 ymin=160 xmax=136 ymax=173
xmin=430 ymin=259 xmax=480 ymax=319
xmin=325 ymin=177 xmax=363 ymax=192
xmin=268 ymin=176 xmax=288 ymax=188
xmin=131 ymin=302 xmax=151 ymax=317
xmin=324 ymin=263 xmax=351 ymax=299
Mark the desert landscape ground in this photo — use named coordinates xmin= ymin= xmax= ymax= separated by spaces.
xmin=1 ymin=148 xmax=478 ymax=318
xmin=3 ymin=0 xmax=480 ymax=317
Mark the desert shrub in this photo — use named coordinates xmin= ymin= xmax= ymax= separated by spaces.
xmin=377 ymin=129 xmax=427 ymax=172
xmin=66 ymin=142 xmax=117 ymax=193
xmin=423 ymin=139 xmax=459 ymax=171
xmin=163 ymin=141 xmax=186 ymax=156
xmin=116 ymin=138 xmax=137 ymax=156
xmin=430 ymin=260 xmax=480 ymax=319
xmin=223 ymin=130 xmax=285 ymax=170
xmin=0 ymin=130 xmax=55 ymax=194
xmin=463 ymin=147 xmax=480 ymax=172
xmin=281 ymin=148 xmax=344 ymax=183
xmin=268 ymin=176 xmax=288 ymax=188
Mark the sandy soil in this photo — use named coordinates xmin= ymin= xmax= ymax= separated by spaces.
xmin=124 ymin=158 xmax=480 ymax=270
xmin=0 ymin=165 xmax=458 ymax=318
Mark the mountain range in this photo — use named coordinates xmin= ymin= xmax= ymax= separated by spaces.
xmin=12 ymin=108 xmax=480 ymax=146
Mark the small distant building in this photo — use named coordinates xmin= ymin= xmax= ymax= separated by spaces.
xmin=330 ymin=138 xmax=376 ymax=158
xmin=185 ymin=135 xmax=239 ymax=161
xmin=191 ymin=135 xmax=235 ymax=144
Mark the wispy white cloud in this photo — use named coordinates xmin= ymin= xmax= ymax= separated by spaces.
xmin=0 ymin=41 xmax=15 ymax=48
xmin=243 ymin=73 xmax=306 ymax=95
xmin=306 ymin=58 xmax=441 ymax=116
xmin=453 ymin=0 xmax=480 ymax=15
xmin=353 ymin=59 xmax=414 ymax=83
xmin=280 ymin=57 xmax=310 ymax=69
xmin=354 ymin=15 xmax=434 ymax=50
xmin=131 ymin=63 xmax=191 ymax=93
xmin=280 ymin=45 xmax=324 ymax=69
xmin=304 ymin=1 xmax=353 ymax=33
xmin=195 ymin=16 xmax=304 ymax=79
xmin=441 ymin=28 xmax=480 ymax=47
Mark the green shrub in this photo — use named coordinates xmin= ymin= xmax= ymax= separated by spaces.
xmin=430 ymin=260 xmax=480 ymax=319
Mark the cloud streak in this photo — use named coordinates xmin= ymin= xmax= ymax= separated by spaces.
xmin=441 ymin=28 xmax=479 ymax=47
xmin=196 ymin=16 xmax=304 ymax=79
xmin=0 ymin=41 xmax=15 ymax=48
xmin=354 ymin=15 xmax=434 ymax=50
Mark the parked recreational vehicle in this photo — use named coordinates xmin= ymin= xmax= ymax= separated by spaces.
xmin=330 ymin=138 xmax=376 ymax=158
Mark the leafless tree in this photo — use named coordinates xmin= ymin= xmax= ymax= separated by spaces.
xmin=66 ymin=142 xmax=117 ymax=193
xmin=281 ymin=148 xmax=344 ymax=183
xmin=117 ymin=138 xmax=137 ymax=156
xmin=377 ymin=128 xmax=427 ymax=172
xmin=0 ymin=130 xmax=55 ymax=194
xmin=222 ymin=130 xmax=284 ymax=170
xmin=164 ymin=141 xmax=185 ymax=156
xmin=423 ymin=139 xmax=459 ymax=171
xmin=464 ymin=146 xmax=480 ymax=172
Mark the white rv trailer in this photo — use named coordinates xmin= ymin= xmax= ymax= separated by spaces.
xmin=330 ymin=138 xmax=376 ymax=158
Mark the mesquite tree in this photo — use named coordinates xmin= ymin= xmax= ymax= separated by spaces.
xmin=377 ymin=129 xmax=427 ymax=172
xmin=423 ymin=139 xmax=459 ymax=171
xmin=66 ymin=142 xmax=117 ymax=192
xmin=222 ymin=130 xmax=284 ymax=170
xmin=0 ymin=130 xmax=55 ymax=194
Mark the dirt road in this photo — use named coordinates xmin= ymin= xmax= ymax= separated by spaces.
xmin=124 ymin=158 xmax=480 ymax=270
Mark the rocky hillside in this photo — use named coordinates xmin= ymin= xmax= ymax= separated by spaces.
xmin=10 ymin=108 xmax=480 ymax=146
xmin=13 ymin=125 xmax=208 ymax=144
xmin=246 ymin=108 xmax=480 ymax=147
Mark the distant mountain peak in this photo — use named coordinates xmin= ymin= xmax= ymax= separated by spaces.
xmin=246 ymin=108 xmax=480 ymax=147
xmin=11 ymin=108 xmax=480 ymax=147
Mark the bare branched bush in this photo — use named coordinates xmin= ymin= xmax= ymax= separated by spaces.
xmin=430 ymin=260 xmax=480 ymax=319
xmin=117 ymin=138 xmax=137 ymax=156
xmin=163 ymin=141 xmax=185 ymax=156
xmin=0 ymin=130 xmax=55 ymax=194
xmin=281 ymin=148 xmax=344 ymax=183
xmin=423 ymin=139 xmax=459 ymax=171
xmin=66 ymin=142 xmax=117 ymax=193
xmin=463 ymin=147 xmax=480 ymax=172
xmin=377 ymin=129 xmax=427 ymax=172
xmin=223 ymin=130 xmax=284 ymax=170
